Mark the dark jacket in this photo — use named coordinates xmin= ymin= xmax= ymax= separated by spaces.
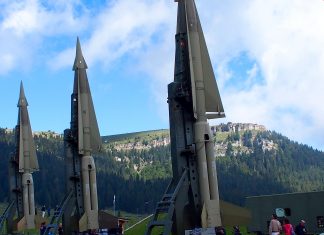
xmin=295 ymin=224 xmax=306 ymax=235
xmin=40 ymin=225 xmax=46 ymax=235
xmin=58 ymin=227 xmax=63 ymax=235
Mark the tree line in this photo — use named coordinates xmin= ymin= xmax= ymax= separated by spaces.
xmin=0 ymin=128 xmax=323 ymax=213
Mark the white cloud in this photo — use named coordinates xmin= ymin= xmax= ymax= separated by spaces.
xmin=0 ymin=0 xmax=323 ymax=150
xmin=131 ymin=0 xmax=324 ymax=150
xmin=50 ymin=0 xmax=176 ymax=123
xmin=51 ymin=0 xmax=173 ymax=70
xmin=1 ymin=0 xmax=88 ymax=36
xmin=0 ymin=54 xmax=14 ymax=74
xmin=81 ymin=0 xmax=324 ymax=150
xmin=2 ymin=1 xmax=40 ymax=35
xmin=201 ymin=0 xmax=324 ymax=149
xmin=0 ymin=0 xmax=88 ymax=74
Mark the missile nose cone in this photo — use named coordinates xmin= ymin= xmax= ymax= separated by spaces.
xmin=18 ymin=81 xmax=28 ymax=107
xmin=73 ymin=37 xmax=88 ymax=71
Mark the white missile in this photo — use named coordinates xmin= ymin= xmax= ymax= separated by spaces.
xmin=146 ymin=1 xmax=225 ymax=234
xmin=16 ymin=82 xmax=39 ymax=230
xmin=177 ymin=0 xmax=225 ymax=227
xmin=73 ymin=38 xmax=101 ymax=231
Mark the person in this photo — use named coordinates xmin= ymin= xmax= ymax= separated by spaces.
xmin=47 ymin=207 xmax=51 ymax=217
xmin=40 ymin=222 xmax=46 ymax=235
xmin=41 ymin=205 xmax=46 ymax=218
xmin=269 ymin=214 xmax=282 ymax=235
xmin=215 ymin=226 xmax=226 ymax=235
xmin=233 ymin=226 xmax=242 ymax=235
xmin=58 ymin=223 xmax=63 ymax=235
xmin=283 ymin=218 xmax=294 ymax=235
xmin=295 ymin=220 xmax=307 ymax=235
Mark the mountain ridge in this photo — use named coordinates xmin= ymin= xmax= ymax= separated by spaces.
xmin=0 ymin=123 xmax=323 ymax=213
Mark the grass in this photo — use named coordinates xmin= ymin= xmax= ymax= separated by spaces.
xmin=103 ymin=209 xmax=155 ymax=231
xmin=0 ymin=203 xmax=8 ymax=234
xmin=0 ymin=202 xmax=7 ymax=214
xmin=215 ymin=129 xmax=261 ymax=143
xmin=225 ymin=226 xmax=249 ymax=235
xmin=124 ymin=215 xmax=152 ymax=235
xmin=124 ymin=215 xmax=249 ymax=235
xmin=99 ymin=210 xmax=157 ymax=235
xmin=102 ymin=129 xmax=169 ymax=145
xmin=2 ymin=204 xmax=250 ymax=235
xmin=18 ymin=228 xmax=39 ymax=235
xmin=0 ymin=204 xmax=52 ymax=235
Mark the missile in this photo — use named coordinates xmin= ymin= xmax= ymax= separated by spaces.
xmin=146 ymin=1 xmax=225 ymax=234
xmin=71 ymin=37 xmax=101 ymax=231
xmin=176 ymin=0 xmax=225 ymax=228
xmin=14 ymin=82 xmax=39 ymax=230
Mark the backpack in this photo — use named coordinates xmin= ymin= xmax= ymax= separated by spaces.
xmin=290 ymin=224 xmax=295 ymax=235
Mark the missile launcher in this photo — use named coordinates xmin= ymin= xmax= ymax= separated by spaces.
xmin=7 ymin=82 xmax=39 ymax=232
xmin=146 ymin=1 xmax=225 ymax=234
xmin=63 ymin=38 xmax=101 ymax=234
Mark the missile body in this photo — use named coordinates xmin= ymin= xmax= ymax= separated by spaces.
xmin=63 ymin=38 xmax=101 ymax=233
xmin=176 ymin=0 xmax=225 ymax=228
xmin=147 ymin=1 xmax=225 ymax=234
xmin=8 ymin=82 xmax=39 ymax=232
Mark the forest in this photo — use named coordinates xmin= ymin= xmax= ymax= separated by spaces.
xmin=0 ymin=125 xmax=323 ymax=214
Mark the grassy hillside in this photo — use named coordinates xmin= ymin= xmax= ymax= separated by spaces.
xmin=1 ymin=123 xmax=324 ymax=214
xmin=102 ymin=129 xmax=169 ymax=144
xmin=124 ymin=215 xmax=153 ymax=235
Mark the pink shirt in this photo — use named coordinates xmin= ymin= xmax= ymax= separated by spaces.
xmin=283 ymin=224 xmax=293 ymax=235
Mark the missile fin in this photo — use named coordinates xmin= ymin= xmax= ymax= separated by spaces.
xmin=184 ymin=0 xmax=198 ymax=118
xmin=79 ymin=213 xmax=87 ymax=232
xmin=197 ymin=12 xmax=225 ymax=117
xmin=77 ymin=72 xmax=101 ymax=154
xmin=88 ymin=92 xmax=101 ymax=153
xmin=74 ymin=38 xmax=101 ymax=154
xmin=201 ymin=200 xmax=222 ymax=228
xmin=17 ymin=216 xmax=26 ymax=231
xmin=24 ymin=123 xmax=38 ymax=171
xmin=185 ymin=0 xmax=225 ymax=119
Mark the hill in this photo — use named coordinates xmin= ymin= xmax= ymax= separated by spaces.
xmin=0 ymin=123 xmax=323 ymax=213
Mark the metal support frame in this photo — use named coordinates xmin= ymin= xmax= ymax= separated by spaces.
xmin=44 ymin=190 xmax=73 ymax=235
xmin=7 ymin=126 xmax=24 ymax=234
xmin=62 ymin=128 xmax=85 ymax=235
xmin=0 ymin=201 xmax=15 ymax=233
xmin=146 ymin=170 xmax=189 ymax=235
xmin=145 ymin=32 xmax=202 ymax=235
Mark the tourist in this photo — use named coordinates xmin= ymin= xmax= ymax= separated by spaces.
xmin=40 ymin=222 xmax=46 ymax=235
xmin=283 ymin=218 xmax=294 ymax=235
xmin=233 ymin=225 xmax=242 ymax=235
xmin=58 ymin=223 xmax=63 ymax=235
xmin=269 ymin=214 xmax=282 ymax=235
xmin=295 ymin=220 xmax=307 ymax=235
xmin=41 ymin=205 xmax=46 ymax=218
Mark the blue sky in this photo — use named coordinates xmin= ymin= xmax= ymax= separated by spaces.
xmin=0 ymin=0 xmax=323 ymax=151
